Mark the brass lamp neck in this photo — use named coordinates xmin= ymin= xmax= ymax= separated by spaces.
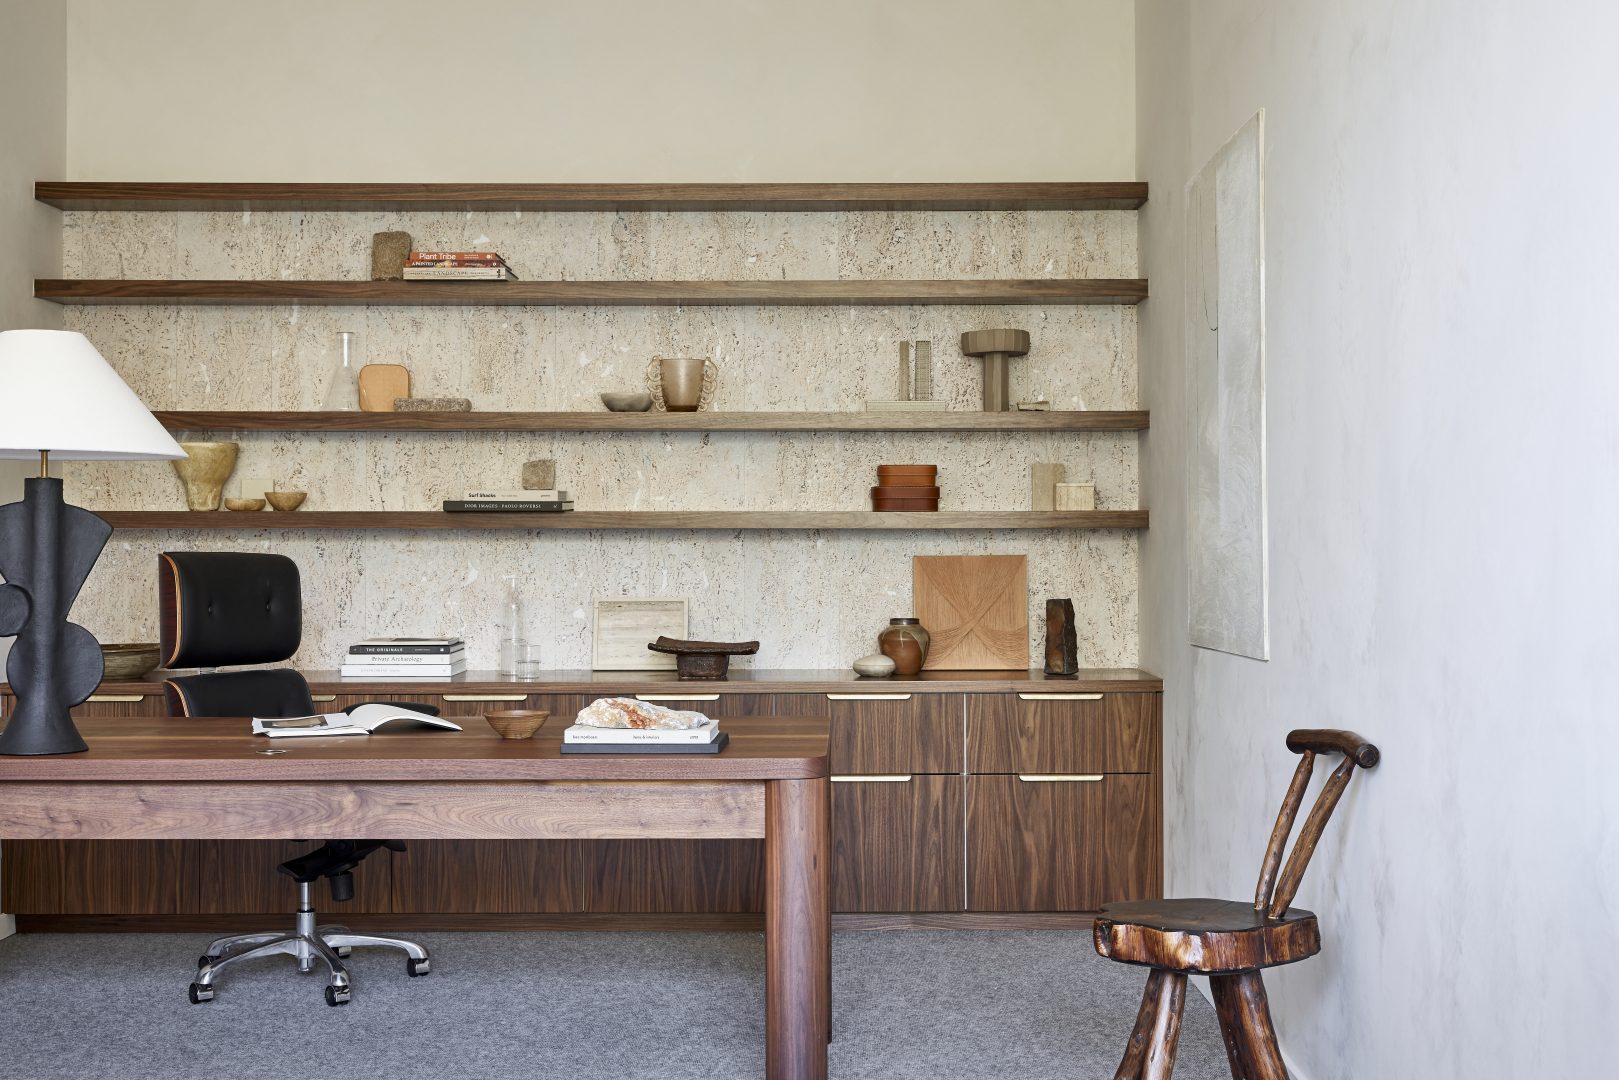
xmin=38 ymin=449 xmax=49 ymax=478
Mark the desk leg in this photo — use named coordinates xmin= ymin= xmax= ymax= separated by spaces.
xmin=765 ymin=776 xmax=830 ymax=1080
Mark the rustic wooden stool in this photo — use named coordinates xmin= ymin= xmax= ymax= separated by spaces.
xmin=1093 ymin=729 xmax=1380 ymax=1080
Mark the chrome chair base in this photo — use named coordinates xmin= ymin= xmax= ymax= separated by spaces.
xmin=189 ymin=882 xmax=429 ymax=1006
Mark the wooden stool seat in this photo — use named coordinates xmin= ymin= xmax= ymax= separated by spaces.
xmin=1094 ymin=898 xmax=1321 ymax=974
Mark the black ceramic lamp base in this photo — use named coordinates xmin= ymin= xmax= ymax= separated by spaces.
xmin=0 ymin=476 xmax=112 ymax=755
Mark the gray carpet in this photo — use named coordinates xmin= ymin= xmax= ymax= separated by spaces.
xmin=0 ymin=931 xmax=1230 ymax=1079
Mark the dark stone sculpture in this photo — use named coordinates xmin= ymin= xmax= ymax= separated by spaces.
xmin=1044 ymin=598 xmax=1080 ymax=677
xmin=0 ymin=477 xmax=111 ymax=755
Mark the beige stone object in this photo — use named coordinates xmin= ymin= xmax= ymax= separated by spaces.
xmin=1031 ymin=463 xmax=1066 ymax=511
xmin=394 ymin=397 xmax=472 ymax=412
xmin=265 ymin=490 xmax=308 ymax=511
xmin=371 ymin=231 xmax=412 ymax=280
xmin=223 ymin=497 xmax=265 ymax=512
xmin=648 ymin=356 xmax=718 ymax=411
xmin=171 ymin=441 xmax=239 ymax=511
xmin=1055 ymin=482 xmax=1096 ymax=511
xmin=522 ymin=459 xmax=557 ymax=490
xmin=574 ymin=696 xmax=709 ymax=730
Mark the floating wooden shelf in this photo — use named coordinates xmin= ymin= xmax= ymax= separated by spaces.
xmin=151 ymin=409 xmax=1150 ymax=433
xmin=37 ymin=278 xmax=1147 ymax=307
xmin=96 ymin=510 xmax=1148 ymax=532
xmin=36 ymin=181 xmax=1148 ymax=213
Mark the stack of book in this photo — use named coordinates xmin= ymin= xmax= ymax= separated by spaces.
xmin=442 ymin=489 xmax=574 ymax=513
xmin=340 ymin=637 xmax=467 ymax=679
xmin=402 ymin=251 xmax=519 ymax=281
xmin=560 ymin=715 xmax=728 ymax=755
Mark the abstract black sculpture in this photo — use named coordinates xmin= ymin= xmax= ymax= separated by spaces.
xmin=0 ymin=476 xmax=112 ymax=755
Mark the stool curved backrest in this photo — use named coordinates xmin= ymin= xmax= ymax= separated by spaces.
xmin=1253 ymin=729 xmax=1380 ymax=921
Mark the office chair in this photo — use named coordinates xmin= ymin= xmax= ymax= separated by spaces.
xmin=158 ymin=550 xmax=431 ymax=1007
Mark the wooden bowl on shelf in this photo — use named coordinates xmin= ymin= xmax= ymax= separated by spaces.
xmin=100 ymin=643 xmax=162 ymax=680
xmin=877 ymin=464 xmax=937 ymax=483
xmin=484 ymin=709 xmax=549 ymax=739
xmin=264 ymin=491 xmax=308 ymax=511
xmin=223 ymin=497 xmax=266 ymax=512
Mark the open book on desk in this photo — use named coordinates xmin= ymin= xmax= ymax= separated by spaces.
xmin=252 ymin=703 xmax=463 ymax=738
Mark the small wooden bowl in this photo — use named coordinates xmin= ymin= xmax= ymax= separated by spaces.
xmin=223 ymin=497 xmax=266 ymax=512
xmin=484 ymin=709 xmax=549 ymax=739
xmin=872 ymin=494 xmax=941 ymax=512
xmin=264 ymin=491 xmax=308 ymax=511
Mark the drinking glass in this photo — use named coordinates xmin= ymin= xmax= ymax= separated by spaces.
xmin=513 ymin=641 xmax=544 ymax=680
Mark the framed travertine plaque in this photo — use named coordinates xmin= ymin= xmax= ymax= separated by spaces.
xmin=591 ymin=598 xmax=689 ymax=671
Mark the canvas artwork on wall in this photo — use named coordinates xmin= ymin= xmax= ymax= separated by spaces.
xmin=1186 ymin=110 xmax=1270 ymax=659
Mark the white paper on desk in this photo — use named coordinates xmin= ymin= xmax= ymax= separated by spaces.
xmin=252 ymin=704 xmax=462 ymax=738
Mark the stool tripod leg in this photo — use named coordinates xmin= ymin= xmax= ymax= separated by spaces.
xmin=1210 ymin=972 xmax=1288 ymax=1080
xmin=1142 ymin=972 xmax=1187 ymax=1080
xmin=1113 ymin=970 xmax=1165 ymax=1080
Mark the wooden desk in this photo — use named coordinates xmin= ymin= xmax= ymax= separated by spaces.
xmin=0 ymin=715 xmax=832 ymax=1080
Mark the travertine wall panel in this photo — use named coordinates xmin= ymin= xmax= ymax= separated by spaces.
xmin=62 ymin=209 xmax=1141 ymax=670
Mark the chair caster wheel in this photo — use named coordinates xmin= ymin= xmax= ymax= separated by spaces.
xmin=324 ymin=985 xmax=351 ymax=1007
xmin=407 ymin=958 xmax=430 ymax=977
xmin=188 ymin=983 xmax=214 ymax=1004
xmin=334 ymin=946 xmax=352 ymax=958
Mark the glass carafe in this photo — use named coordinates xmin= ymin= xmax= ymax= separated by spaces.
xmin=321 ymin=330 xmax=360 ymax=410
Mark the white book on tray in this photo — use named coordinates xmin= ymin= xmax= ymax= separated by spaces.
xmin=252 ymin=704 xmax=462 ymax=738
xmin=563 ymin=718 xmax=722 ymax=744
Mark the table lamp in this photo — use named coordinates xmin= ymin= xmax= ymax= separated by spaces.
xmin=0 ymin=330 xmax=185 ymax=755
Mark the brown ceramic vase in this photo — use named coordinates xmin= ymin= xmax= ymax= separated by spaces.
xmin=878 ymin=617 xmax=931 ymax=676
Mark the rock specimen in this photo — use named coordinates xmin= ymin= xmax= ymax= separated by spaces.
xmin=371 ymin=231 xmax=412 ymax=280
xmin=574 ymin=696 xmax=710 ymax=730
xmin=523 ymin=459 xmax=557 ymax=490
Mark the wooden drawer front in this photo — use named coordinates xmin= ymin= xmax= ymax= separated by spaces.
xmin=52 ymin=841 xmax=198 ymax=915
xmin=966 ymin=773 xmax=1158 ymax=912
xmin=586 ymin=840 xmax=765 ymax=913
xmin=72 ymin=692 xmax=168 ymax=719
xmin=967 ymin=693 xmax=1155 ymax=774
xmin=391 ymin=841 xmax=585 ymax=913
xmin=827 ymin=693 xmax=960 ymax=775
xmin=832 ymin=774 xmax=963 ymax=913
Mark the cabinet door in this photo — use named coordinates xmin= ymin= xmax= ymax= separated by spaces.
xmin=825 ymin=692 xmax=960 ymax=774
xmin=966 ymin=773 xmax=1158 ymax=911
xmin=832 ymin=775 xmax=963 ymax=912
xmin=586 ymin=840 xmax=765 ymax=913
xmin=967 ymin=693 xmax=1156 ymax=774
xmin=0 ymin=840 xmax=60 ymax=913
xmin=56 ymin=841 xmax=199 ymax=915
xmin=390 ymin=841 xmax=586 ymax=913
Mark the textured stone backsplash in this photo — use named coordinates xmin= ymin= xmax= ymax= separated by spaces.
xmin=60 ymin=208 xmax=1141 ymax=670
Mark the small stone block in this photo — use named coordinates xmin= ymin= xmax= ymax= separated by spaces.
xmin=1054 ymin=482 xmax=1096 ymax=511
xmin=394 ymin=397 xmax=472 ymax=412
xmin=1044 ymin=598 xmax=1080 ymax=676
xmin=1031 ymin=463 xmax=1065 ymax=511
xmin=371 ymin=231 xmax=412 ymax=280
xmin=522 ymin=459 xmax=557 ymax=490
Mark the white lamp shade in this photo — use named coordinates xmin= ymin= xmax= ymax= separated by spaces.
xmin=0 ymin=329 xmax=185 ymax=461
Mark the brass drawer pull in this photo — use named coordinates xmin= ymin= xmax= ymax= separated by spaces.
xmin=830 ymin=774 xmax=913 ymax=783
xmin=309 ymin=694 xmax=336 ymax=703
xmin=1017 ymin=774 xmax=1104 ymax=782
xmin=825 ymin=693 xmax=912 ymax=701
xmin=1017 ymin=693 xmax=1103 ymax=701
xmin=636 ymin=694 xmax=721 ymax=702
xmin=442 ymin=694 xmax=528 ymax=702
xmin=86 ymin=694 xmax=147 ymax=703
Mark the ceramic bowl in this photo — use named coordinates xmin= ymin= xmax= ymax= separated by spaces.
xmin=601 ymin=391 xmax=654 ymax=412
xmin=484 ymin=709 xmax=550 ymax=739
xmin=264 ymin=491 xmax=308 ymax=511
xmin=100 ymin=643 xmax=161 ymax=680
xmin=223 ymin=497 xmax=266 ymax=512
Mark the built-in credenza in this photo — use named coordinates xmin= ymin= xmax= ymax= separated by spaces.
xmin=0 ymin=670 xmax=1161 ymax=929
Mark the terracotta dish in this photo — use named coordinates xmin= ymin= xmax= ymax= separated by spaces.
xmin=871 ymin=495 xmax=941 ymax=512
xmin=870 ymin=485 xmax=940 ymax=499
xmin=877 ymin=464 xmax=937 ymax=481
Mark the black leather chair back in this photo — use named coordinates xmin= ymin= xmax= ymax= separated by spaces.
xmin=159 ymin=551 xmax=314 ymax=718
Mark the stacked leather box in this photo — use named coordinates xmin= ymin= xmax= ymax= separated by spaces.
xmin=871 ymin=464 xmax=939 ymax=511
